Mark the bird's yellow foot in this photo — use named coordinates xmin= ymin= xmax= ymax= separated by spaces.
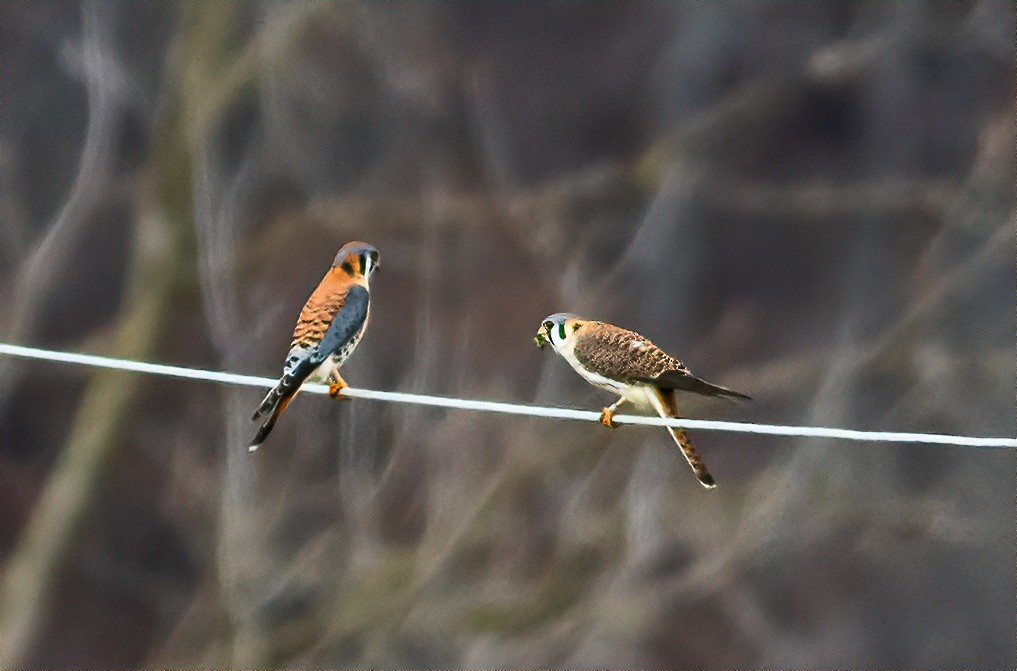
xmin=599 ymin=407 xmax=619 ymax=429
xmin=329 ymin=380 xmax=350 ymax=400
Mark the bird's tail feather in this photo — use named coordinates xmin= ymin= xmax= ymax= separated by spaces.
xmin=650 ymin=389 xmax=717 ymax=489
xmin=664 ymin=425 xmax=716 ymax=489
xmin=252 ymin=383 xmax=283 ymax=421
xmin=249 ymin=393 xmax=294 ymax=452
xmin=249 ymin=381 xmax=297 ymax=452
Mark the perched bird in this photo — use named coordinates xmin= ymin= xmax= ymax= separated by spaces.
xmin=534 ymin=313 xmax=749 ymax=489
xmin=250 ymin=241 xmax=380 ymax=451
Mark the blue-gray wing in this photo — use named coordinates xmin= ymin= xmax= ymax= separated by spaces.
xmin=253 ymin=285 xmax=369 ymax=424
xmin=308 ymin=284 xmax=369 ymax=366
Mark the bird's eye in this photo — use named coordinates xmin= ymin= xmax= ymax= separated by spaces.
xmin=543 ymin=321 xmax=553 ymax=330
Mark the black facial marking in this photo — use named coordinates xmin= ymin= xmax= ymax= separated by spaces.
xmin=558 ymin=323 xmax=566 ymax=341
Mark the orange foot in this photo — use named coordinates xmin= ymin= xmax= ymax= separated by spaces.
xmin=599 ymin=407 xmax=619 ymax=429
xmin=329 ymin=378 xmax=350 ymax=400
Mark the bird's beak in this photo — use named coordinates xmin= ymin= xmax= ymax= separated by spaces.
xmin=534 ymin=328 xmax=549 ymax=349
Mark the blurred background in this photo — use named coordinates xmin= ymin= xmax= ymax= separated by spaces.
xmin=0 ymin=2 xmax=1013 ymax=667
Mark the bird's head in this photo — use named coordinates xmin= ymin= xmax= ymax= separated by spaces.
xmin=534 ymin=313 xmax=584 ymax=351
xmin=333 ymin=241 xmax=380 ymax=281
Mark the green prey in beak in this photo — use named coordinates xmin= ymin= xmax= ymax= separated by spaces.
xmin=534 ymin=322 xmax=552 ymax=349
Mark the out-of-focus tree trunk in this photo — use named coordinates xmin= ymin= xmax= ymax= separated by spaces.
xmin=0 ymin=190 xmax=192 ymax=668
xmin=0 ymin=10 xmax=199 ymax=664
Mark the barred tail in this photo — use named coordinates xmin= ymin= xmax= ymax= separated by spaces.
xmin=665 ymin=426 xmax=716 ymax=489
xmin=650 ymin=388 xmax=717 ymax=489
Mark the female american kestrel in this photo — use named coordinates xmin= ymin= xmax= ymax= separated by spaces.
xmin=535 ymin=313 xmax=749 ymax=489
xmin=249 ymin=241 xmax=380 ymax=451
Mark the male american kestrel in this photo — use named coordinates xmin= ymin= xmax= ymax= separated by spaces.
xmin=249 ymin=241 xmax=380 ymax=451
xmin=534 ymin=313 xmax=749 ymax=489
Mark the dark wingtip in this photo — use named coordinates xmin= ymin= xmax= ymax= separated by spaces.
xmin=699 ymin=473 xmax=717 ymax=489
xmin=249 ymin=421 xmax=272 ymax=451
xmin=650 ymin=370 xmax=750 ymax=402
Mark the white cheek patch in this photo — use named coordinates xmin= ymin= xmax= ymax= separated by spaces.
xmin=550 ymin=325 xmax=565 ymax=348
xmin=630 ymin=340 xmax=647 ymax=350
xmin=556 ymin=333 xmax=579 ymax=362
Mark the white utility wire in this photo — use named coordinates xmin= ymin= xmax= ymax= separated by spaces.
xmin=0 ymin=342 xmax=1014 ymax=449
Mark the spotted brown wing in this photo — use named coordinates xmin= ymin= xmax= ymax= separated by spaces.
xmin=571 ymin=322 xmax=685 ymax=383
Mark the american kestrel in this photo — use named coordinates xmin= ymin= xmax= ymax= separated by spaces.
xmin=249 ymin=241 xmax=380 ymax=451
xmin=534 ymin=313 xmax=749 ymax=489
